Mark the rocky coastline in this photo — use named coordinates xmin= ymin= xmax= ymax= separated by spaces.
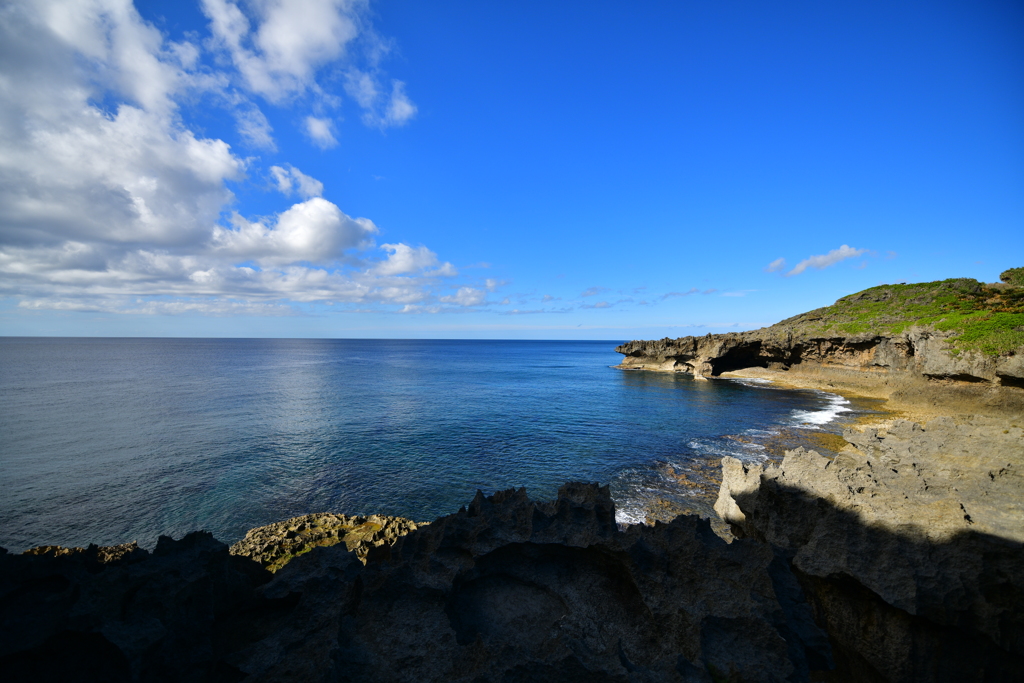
xmin=2 ymin=276 xmax=1022 ymax=681
xmin=616 ymin=275 xmax=1024 ymax=418
xmin=3 ymin=417 xmax=1023 ymax=681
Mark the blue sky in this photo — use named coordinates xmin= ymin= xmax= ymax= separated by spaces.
xmin=1 ymin=0 xmax=1021 ymax=339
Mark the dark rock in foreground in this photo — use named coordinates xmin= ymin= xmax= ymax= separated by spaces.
xmin=1 ymin=484 xmax=831 ymax=682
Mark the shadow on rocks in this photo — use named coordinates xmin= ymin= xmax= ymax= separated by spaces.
xmin=2 ymin=484 xmax=835 ymax=683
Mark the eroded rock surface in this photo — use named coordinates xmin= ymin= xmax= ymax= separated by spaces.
xmin=715 ymin=418 xmax=1024 ymax=682
xmin=1 ymin=484 xmax=832 ymax=682
xmin=231 ymin=483 xmax=832 ymax=682
xmin=230 ymin=512 xmax=423 ymax=571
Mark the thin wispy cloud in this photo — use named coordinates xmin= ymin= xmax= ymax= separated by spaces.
xmin=785 ymin=245 xmax=868 ymax=276
xmin=270 ymin=164 xmax=324 ymax=198
xmin=661 ymin=288 xmax=717 ymax=300
xmin=304 ymin=116 xmax=338 ymax=149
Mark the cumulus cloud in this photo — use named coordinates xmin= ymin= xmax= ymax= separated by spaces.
xmin=201 ymin=0 xmax=359 ymax=102
xmin=786 ymin=245 xmax=868 ymax=276
xmin=764 ymin=257 xmax=786 ymax=273
xmin=0 ymin=0 xmax=464 ymax=316
xmin=581 ymin=286 xmax=607 ymax=297
xmin=212 ymin=198 xmax=377 ymax=265
xmin=440 ymin=287 xmax=486 ymax=307
xmin=376 ymin=244 xmax=442 ymax=276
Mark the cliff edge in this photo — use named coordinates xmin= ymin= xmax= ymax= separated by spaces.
xmin=617 ymin=270 xmax=1024 ymax=416
xmin=715 ymin=416 xmax=1024 ymax=681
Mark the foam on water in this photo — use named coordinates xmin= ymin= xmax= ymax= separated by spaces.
xmin=789 ymin=392 xmax=852 ymax=427
xmin=611 ymin=388 xmax=867 ymax=527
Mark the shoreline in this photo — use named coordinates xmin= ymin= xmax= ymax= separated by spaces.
xmin=613 ymin=366 xmax=893 ymax=532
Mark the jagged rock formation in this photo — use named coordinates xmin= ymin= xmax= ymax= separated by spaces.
xmin=1 ymin=484 xmax=833 ymax=682
xmin=715 ymin=418 xmax=1024 ymax=682
xmin=230 ymin=512 xmax=423 ymax=571
xmin=0 ymin=532 xmax=272 ymax=682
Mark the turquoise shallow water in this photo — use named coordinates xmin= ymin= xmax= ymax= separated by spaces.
xmin=0 ymin=338 xmax=867 ymax=551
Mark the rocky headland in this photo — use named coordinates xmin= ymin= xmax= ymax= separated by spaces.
xmin=616 ymin=271 xmax=1024 ymax=417
xmin=2 ymin=271 xmax=1022 ymax=681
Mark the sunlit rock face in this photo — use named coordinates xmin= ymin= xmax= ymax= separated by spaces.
xmin=716 ymin=418 xmax=1024 ymax=682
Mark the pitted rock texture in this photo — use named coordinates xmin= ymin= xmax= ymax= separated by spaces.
xmin=715 ymin=418 xmax=1024 ymax=682
xmin=230 ymin=483 xmax=832 ymax=682
xmin=616 ymin=328 xmax=1024 ymax=415
xmin=616 ymin=328 xmax=1024 ymax=387
xmin=230 ymin=512 xmax=422 ymax=571
xmin=1 ymin=484 xmax=833 ymax=682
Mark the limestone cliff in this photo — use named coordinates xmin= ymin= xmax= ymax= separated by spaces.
xmin=616 ymin=275 xmax=1024 ymax=415
xmin=715 ymin=418 xmax=1024 ymax=681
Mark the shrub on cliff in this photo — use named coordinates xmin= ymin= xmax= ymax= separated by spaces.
xmin=1001 ymin=267 xmax=1024 ymax=288
xmin=772 ymin=272 xmax=1024 ymax=356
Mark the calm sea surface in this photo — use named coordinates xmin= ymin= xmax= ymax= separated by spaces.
xmin=0 ymin=338 xmax=869 ymax=551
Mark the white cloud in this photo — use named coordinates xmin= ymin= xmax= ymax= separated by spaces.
xmin=383 ymin=81 xmax=417 ymax=127
xmin=440 ymin=287 xmax=486 ymax=307
xmin=234 ymin=103 xmax=276 ymax=150
xmin=376 ymin=243 xmax=457 ymax=277
xmin=0 ymin=0 xmax=470 ymax=317
xmin=304 ymin=116 xmax=338 ymax=149
xmin=212 ymin=198 xmax=376 ymax=265
xmin=786 ymin=245 xmax=868 ymax=276
xmin=270 ymin=165 xmax=324 ymax=198
xmin=201 ymin=0 xmax=415 ymax=133
xmin=581 ymin=286 xmax=607 ymax=297
xmin=201 ymin=0 xmax=360 ymax=102
xmin=345 ymin=71 xmax=417 ymax=129
xmin=764 ymin=257 xmax=786 ymax=273
xmin=0 ymin=2 xmax=242 ymax=250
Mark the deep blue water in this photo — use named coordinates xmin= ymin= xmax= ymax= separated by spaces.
xmin=0 ymin=338 xmax=866 ymax=551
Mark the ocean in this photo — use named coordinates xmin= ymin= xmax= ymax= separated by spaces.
xmin=0 ymin=337 xmax=873 ymax=551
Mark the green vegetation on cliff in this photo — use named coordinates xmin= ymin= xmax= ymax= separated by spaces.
xmin=772 ymin=268 xmax=1024 ymax=356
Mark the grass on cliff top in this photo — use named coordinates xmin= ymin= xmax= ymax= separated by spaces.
xmin=771 ymin=268 xmax=1024 ymax=357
